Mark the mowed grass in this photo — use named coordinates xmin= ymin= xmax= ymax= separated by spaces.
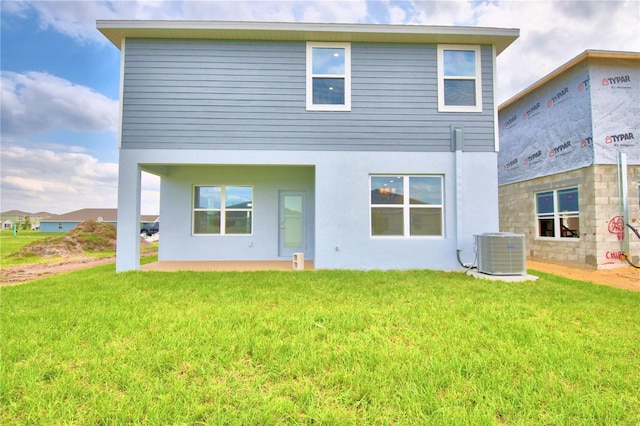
xmin=2 ymin=266 xmax=639 ymax=424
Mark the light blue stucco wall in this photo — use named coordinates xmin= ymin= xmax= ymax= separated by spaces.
xmin=117 ymin=148 xmax=499 ymax=271
xmin=40 ymin=221 xmax=117 ymax=232
xmin=159 ymin=165 xmax=315 ymax=261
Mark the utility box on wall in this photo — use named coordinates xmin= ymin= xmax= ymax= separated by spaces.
xmin=293 ymin=252 xmax=305 ymax=270
xmin=475 ymin=232 xmax=526 ymax=275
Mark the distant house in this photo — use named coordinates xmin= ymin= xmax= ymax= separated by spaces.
xmin=498 ymin=50 xmax=640 ymax=269
xmin=39 ymin=208 xmax=157 ymax=233
xmin=0 ymin=210 xmax=51 ymax=230
xmin=98 ymin=20 xmax=519 ymax=272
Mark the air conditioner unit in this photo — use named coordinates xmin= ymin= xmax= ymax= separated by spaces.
xmin=475 ymin=232 xmax=526 ymax=275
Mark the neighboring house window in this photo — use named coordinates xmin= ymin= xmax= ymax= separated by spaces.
xmin=370 ymin=175 xmax=443 ymax=237
xmin=58 ymin=223 xmax=62 ymax=230
xmin=306 ymin=42 xmax=351 ymax=111
xmin=437 ymin=45 xmax=482 ymax=112
xmin=536 ymin=188 xmax=580 ymax=238
xmin=193 ymin=186 xmax=253 ymax=235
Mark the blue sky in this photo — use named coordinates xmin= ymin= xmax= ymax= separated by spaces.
xmin=1 ymin=0 xmax=639 ymax=215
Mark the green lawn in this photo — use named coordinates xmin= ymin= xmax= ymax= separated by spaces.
xmin=2 ymin=266 xmax=639 ymax=424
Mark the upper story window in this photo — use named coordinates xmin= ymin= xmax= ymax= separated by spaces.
xmin=306 ymin=42 xmax=351 ymax=111
xmin=437 ymin=45 xmax=482 ymax=112
xmin=536 ymin=187 xmax=580 ymax=239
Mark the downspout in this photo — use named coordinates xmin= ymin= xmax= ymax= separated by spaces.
xmin=617 ymin=152 xmax=640 ymax=268
xmin=454 ymin=127 xmax=472 ymax=267
xmin=617 ymin=151 xmax=630 ymax=253
xmin=117 ymin=38 xmax=126 ymax=149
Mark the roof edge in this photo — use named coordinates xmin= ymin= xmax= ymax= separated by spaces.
xmin=97 ymin=20 xmax=519 ymax=54
xmin=499 ymin=50 xmax=640 ymax=111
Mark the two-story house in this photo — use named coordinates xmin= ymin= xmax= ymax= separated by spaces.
xmin=0 ymin=210 xmax=49 ymax=231
xmin=498 ymin=51 xmax=640 ymax=270
xmin=98 ymin=20 xmax=519 ymax=272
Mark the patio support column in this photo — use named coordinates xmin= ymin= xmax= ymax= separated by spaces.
xmin=116 ymin=155 xmax=141 ymax=272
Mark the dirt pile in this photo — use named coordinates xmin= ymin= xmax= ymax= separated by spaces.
xmin=10 ymin=220 xmax=150 ymax=259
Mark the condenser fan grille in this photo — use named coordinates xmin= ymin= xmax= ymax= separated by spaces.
xmin=475 ymin=233 xmax=526 ymax=275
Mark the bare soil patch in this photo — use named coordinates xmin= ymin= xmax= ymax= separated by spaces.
xmin=1 ymin=220 xmax=153 ymax=286
xmin=528 ymin=260 xmax=640 ymax=291
xmin=10 ymin=219 xmax=120 ymax=258
xmin=1 ymin=251 xmax=161 ymax=286
xmin=1 ymin=256 xmax=118 ymax=286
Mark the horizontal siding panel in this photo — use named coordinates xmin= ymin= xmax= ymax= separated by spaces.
xmin=121 ymin=39 xmax=496 ymax=152
xmin=122 ymin=117 xmax=442 ymax=126
xmin=123 ymin=99 xmax=303 ymax=107
xmin=124 ymin=135 xmax=451 ymax=143
xmin=123 ymin=87 xmax=303 ymax=96
xmin=124 ymin=142 xmax=454 ymax=152
xmin=121 ymin=115 xmax=491 ymax=126
xmin=123 ymin=138 xmax=453 ymax=150
xmin=124 ymin=67 xmax=301 ymax=77
xmin=122 ymin=105 xmax=494 ymax=121
xmin=123 ymin=128 xmax=452 ymax=139
xmin=124 ymin=75 xmax=302 ymax=85
xmin=125 ymin=61 xmax=304 ymax=71
xmin=125 ymin=51 xmax=304 ymax=62
xmin=126 ymin=39 xmax=296 ymax=52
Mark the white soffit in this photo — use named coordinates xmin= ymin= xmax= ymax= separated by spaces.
xmin=97 ymin=20 xmax=519 ymax=55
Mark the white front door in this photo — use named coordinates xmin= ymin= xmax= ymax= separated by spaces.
xmin=279 ymin=191 xmax=305 ymax=257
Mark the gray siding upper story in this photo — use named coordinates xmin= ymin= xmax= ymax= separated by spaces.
xmin=122 ymin=39 xmax=496 ymax=152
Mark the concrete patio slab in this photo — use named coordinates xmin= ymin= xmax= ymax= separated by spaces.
xmin=140 ymin=260 xmax=315 ymax=272
xmin=466 ymin=269 xmax=539 ymax=282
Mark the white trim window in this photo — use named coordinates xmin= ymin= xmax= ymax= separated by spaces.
xmin=370 ymin=175 xmax=444 ymax=237
xmin=437 ymin=45 xmax=482 ymax=112
xmin=536 ymin=187 xmax=580 ymax=239
xmin=193 ymin=186 xmax=253 ymax=235
xmin=306 ymin=42 xmax=351 ymax=111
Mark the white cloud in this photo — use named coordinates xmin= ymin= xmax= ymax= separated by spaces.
xmin=387 ymin=5 xmax=408 ymax=24
xmin=295 ymin=0 xmax=368 ymax=23
xmin=1 ymin=71 xmax=118 ymax=135
xmin=13 ymin=0 xmax=369 ymax=45
xmin=180 ymin=1 xmax=297 ymax=22
xmin=1 ymin=145 xmax=117 ymax=213
xmin=0 ymin=145 xmax=160 ymax=215
xmin=410 ymin=0 xmax=476 ymax=26
xmin=9 ymin=0 xmax=171 ymax=44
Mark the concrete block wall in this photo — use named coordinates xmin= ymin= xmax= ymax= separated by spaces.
xmin=594 ymin=164 xmax=640 ymax=268
xmin=499 ymin=165 xmax=640 ymax=270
